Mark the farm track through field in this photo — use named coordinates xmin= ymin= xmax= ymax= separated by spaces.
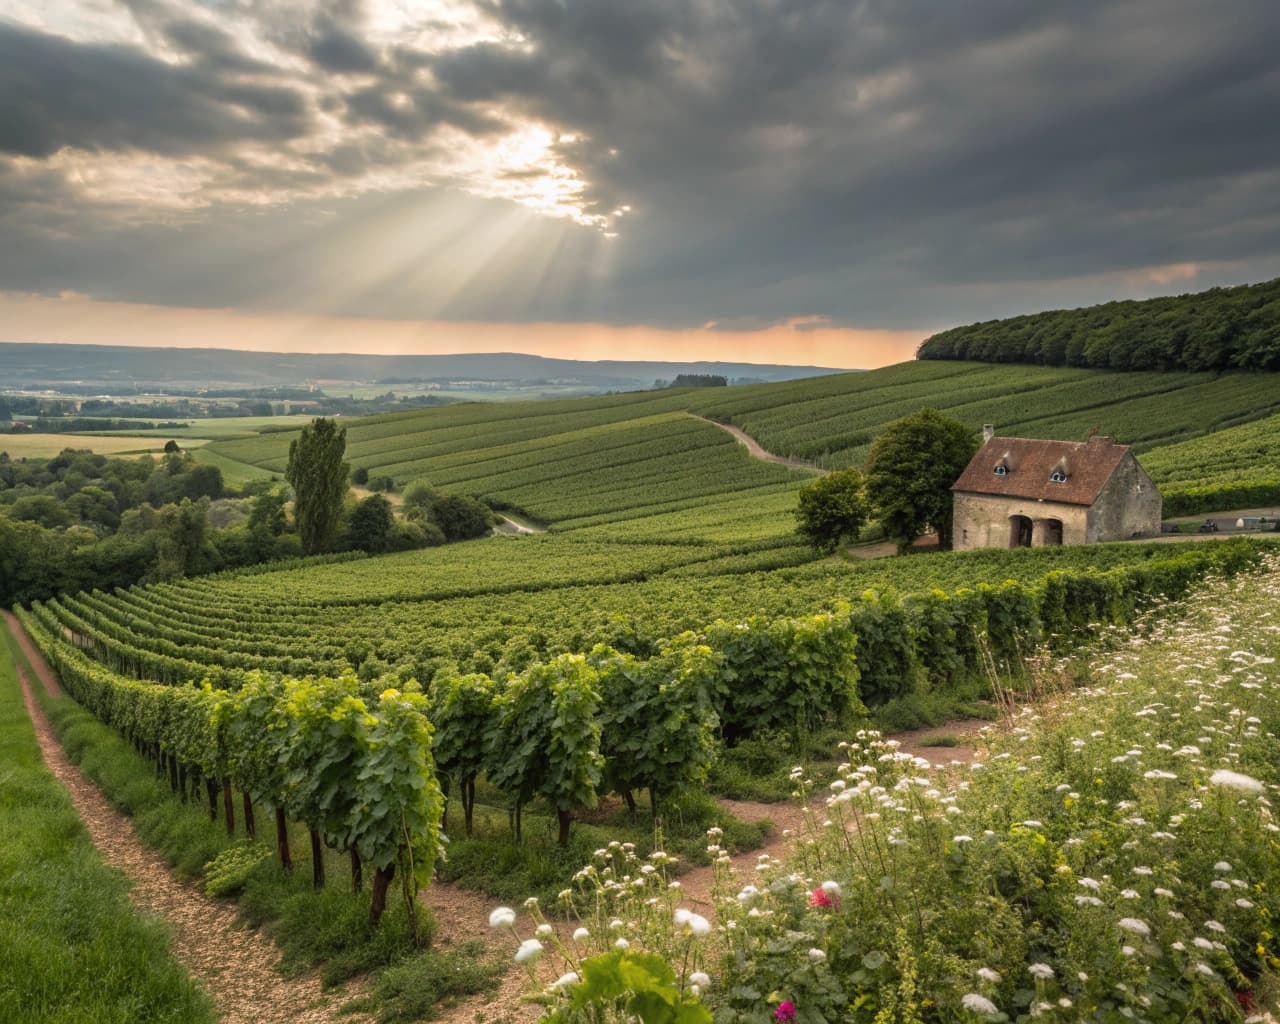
xmin=691 ymin=416 xmax=824 ymax=472
xmin=4 ymin=614 xmax=374 ymax=1024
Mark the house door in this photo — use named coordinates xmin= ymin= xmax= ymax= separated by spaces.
xmin=1043 ymin=518 xmax=1064 ymax=545
xmin=1009 ymin=514 xmax=1033 ymax=548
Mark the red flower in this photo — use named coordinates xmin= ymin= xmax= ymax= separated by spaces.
xmin=775 ymin=1000 xmax=797 ymax=1022
xmin=808 ymin=887 xmax=839 ymax=909
xmin=1236 ymin=991 xmax=1255 ymax=1013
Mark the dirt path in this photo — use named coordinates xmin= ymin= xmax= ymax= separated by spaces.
xmin=675 ymin=798 xmax=809 ymax=914
xmin=3 ymin=609 xmax=63 ymax=696
xmin=691 ymin=415 xmax=823 ymax=472
xmin=421 ymin=881 xmax=545 ymax=1023
xmin=494 ymin=514 xmax=545 ymax=535
xmin=6 ymin=624 xmax=372 ymax=1024
xmin=674 ymin=722 xmax=986 ymax=914
xmin=892 ymin=719 xmax=988 ymax=763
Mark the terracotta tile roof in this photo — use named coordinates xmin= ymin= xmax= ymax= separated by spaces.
xmin=951 ymin=435 xmax=1130 ymax=506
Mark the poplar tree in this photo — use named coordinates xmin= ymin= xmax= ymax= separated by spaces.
xmin=286 ymin=417 xmax=349 ymax=555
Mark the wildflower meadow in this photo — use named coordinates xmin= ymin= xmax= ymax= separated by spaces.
xmin=494 ymin=555 xmax=1280 ymax=1023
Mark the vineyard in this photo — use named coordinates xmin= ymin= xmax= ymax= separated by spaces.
xmin=205 ymin=362 xmax=1280 ymax=494
xmin=10 ymin=349 xmax=1280 ymax=1020
xmin=688 ymin=364 xmax=1280 ymax=468
xmin=25 ymin=537 xmax=1275 ymax=690
xmin=1138 ymin=411 xmax=1280 ymax=515
xmin=16 ymin=538 xmax=1273 ymax=876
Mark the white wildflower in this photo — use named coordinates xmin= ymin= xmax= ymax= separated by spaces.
xmin=489 ymin=906 xmax=516 ymax=929
xmin=515 ymin=938 xmax=544 ymax=964
xmin=1209 ymin=769 xmax=1265 ymax=793
xmin=962 ymin=992 xmax=999 ymax=1015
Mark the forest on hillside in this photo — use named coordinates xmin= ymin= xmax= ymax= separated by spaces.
xmin=917 ymin=276 xmax=1280 ymax=371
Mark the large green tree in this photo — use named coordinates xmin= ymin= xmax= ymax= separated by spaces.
xmin=347 ymin=493 xmax=394 ymax=553
xmin=864 ymin=409 xmax=978 ymax=552
xmin=286 ymin=417 xmax=349 ymax=555
xmin=794 ymin=467 xmax=869 ymax=553
xmin=429 ymin=494 xmax=492 ymax=541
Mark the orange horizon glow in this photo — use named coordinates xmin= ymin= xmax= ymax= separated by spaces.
xmin=0 ymin=292 xmax=932 ymax=371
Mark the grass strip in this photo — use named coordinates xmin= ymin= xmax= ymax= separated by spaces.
xmin=0 ymin=643 xmax=218 ymax=1024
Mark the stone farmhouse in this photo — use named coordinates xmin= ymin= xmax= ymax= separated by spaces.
xmin=951 ymin=427 xmax=1162 ymax=549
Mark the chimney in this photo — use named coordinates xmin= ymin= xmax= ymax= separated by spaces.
xmin=982 ymin=424 xmax=995 ymax=443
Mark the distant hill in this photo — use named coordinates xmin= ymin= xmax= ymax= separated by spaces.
xmin=0 ymin=343 xmax=842 ymax=393
xmin=917 ymin=277 xmax=1280 ymax=371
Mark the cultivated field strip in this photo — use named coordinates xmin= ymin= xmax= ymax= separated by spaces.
xmin=1136 ymin=410 xmax=1280 ymax=491
xmin=688 ymin=365 xmax=1277 ymax=467
xmin=41 ymin=538 xmax=1275 ymax=691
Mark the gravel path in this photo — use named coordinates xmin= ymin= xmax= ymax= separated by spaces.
xmin=6 ymin=619 xmax=373 ymax=1024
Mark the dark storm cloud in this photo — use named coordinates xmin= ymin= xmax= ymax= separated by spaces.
xmin=3 ymin=0 xmax=1280 ymax=329
xmin=0 ymin=20 xmax=312 ymax=158
xmin=422 ymin=0 xmax=1280 ymax=325
xmin=307 ymin=18 xmax=380 ymax=73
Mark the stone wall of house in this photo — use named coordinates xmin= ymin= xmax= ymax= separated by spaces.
xmin=952 ymin=493 xmax=1089 ymax=550
xmin=1086 ymin=453 xmax=1163 ymax=541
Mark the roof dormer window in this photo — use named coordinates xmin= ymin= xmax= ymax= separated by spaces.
xmin=994 ymin=464 xmax=1009 ymax=476
xmin=1048 ymin=469 xmax=1068 ymax=483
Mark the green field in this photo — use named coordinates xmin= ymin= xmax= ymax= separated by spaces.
xmin=0 ymin=433 xmax=198 ymax=459
xmin=14 ymin=351 xmax=1280 ymax=1023
xmin=90 ymin=414 xmax=317 ymax=440
xmin=190 ymin=446 xmax=280 ymax=486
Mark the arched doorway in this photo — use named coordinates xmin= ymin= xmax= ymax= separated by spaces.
xmin=1043 ymin=518 xmax=1064 ymax=546
xmin=1009 ymin=514 xmax=1033 ymax=548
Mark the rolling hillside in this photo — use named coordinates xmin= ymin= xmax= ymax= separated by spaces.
xmin=206 ymin=360 xmax=1280 ymax=490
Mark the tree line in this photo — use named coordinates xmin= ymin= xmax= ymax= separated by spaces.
xmin=917 ymin=276 xmax=1280 ymax=371
xmin=0 ymin=419 xmax=495 ymax=606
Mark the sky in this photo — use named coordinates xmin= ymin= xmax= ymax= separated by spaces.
xmin=2 ymin=0 xmax=1279 ymax=369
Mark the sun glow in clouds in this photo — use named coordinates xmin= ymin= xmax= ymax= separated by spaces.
xmin=3 ymin=0 xmax=620 ymax=234
xmin=457 ymin=125 xmax=618 ymax=229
